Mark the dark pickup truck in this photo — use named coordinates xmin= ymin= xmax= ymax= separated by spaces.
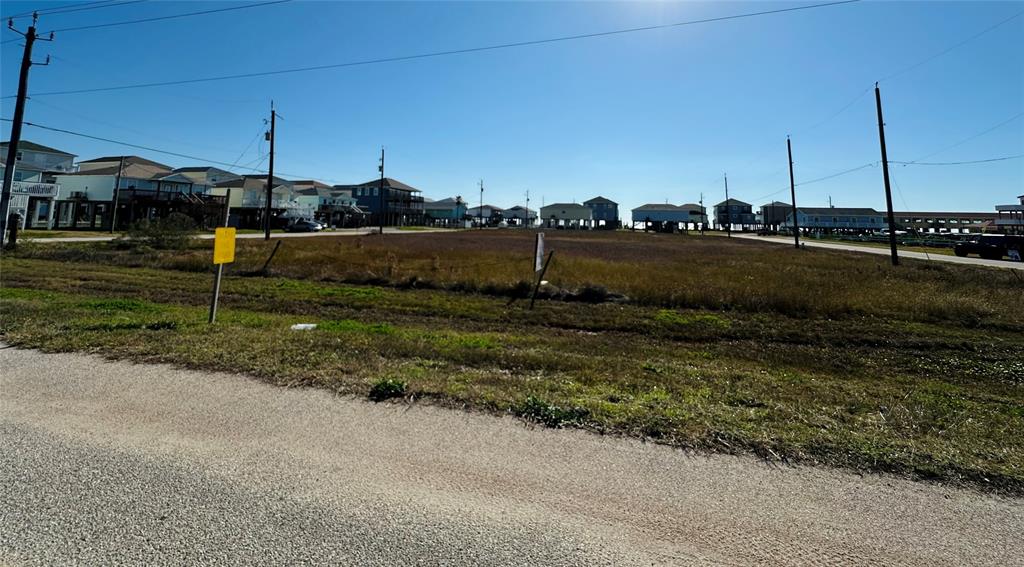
xmin=953 ymin=235 xmax=1023 ymax=261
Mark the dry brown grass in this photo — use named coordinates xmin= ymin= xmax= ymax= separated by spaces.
xmin=14 ymin=230 xmax=1021 ymax=329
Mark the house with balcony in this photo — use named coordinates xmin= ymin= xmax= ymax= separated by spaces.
xmin=0 ymin=140 xmax=76 ymax=229
xmin=466 ymin=204 xmax=504 ymax=226
xmin=210 ymin=175 xmax=305 ymax=229
xmin=782 ymin=207 xmax=885 ymax=233
xmin=759 ymin=201 xmax=792 ymax=231
xmin=503 ymin=205 xmax=536 ymax=227
xmin=424 ymin=196 xmax=468 ymax=227
xmin=714 ymin=199 xmax=755 ymax=231
xmin=336 ymin=178 xmax=425 ymax=226
xmin=995 ymin=195 xmax=1024 ymax=234
xmin=630 ymin=203 xmax=706 ymax=232
xmin=584 ymin=196 xmax=619 ymax=229
xmin=294 ymin=181 xmax=366 ymax=228
xmin=540 ymin=203 xmax=593 ymax=229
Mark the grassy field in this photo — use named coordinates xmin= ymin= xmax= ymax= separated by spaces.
xmin=2 ymin=231 xmax=1022 ymax=493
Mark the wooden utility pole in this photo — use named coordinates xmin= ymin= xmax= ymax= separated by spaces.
xmin=1 ymin=13 xmax=52 ymax=248
xmin=264 ymin=102 xmax=276 ymax=241
xmin=109 ymin=155 xmax=125 ymax=233
xmin=478 ymin=179 xmax=484 ymax=229
xmin=699 ymin=192 xmax=704 ymax=235
xmin=874 ymin=82 xmax=899 ymax=266
xmin=723 ymin=173 xmax=731 ymax=237
xmin=787 ymin=136 xmax=800 ymax=249
xmin=525 ymin=189 xmax=530 ymax=228
xmin=378 ymin=147 xmax=385 ymax=234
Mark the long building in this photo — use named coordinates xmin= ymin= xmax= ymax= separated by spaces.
xmin=783 ymin=207 xmax=885 ymax=232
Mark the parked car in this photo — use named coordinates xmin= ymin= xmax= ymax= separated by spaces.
xmin=287 ymin=220 xmax=323 ymax=233
xmin=953 ymin=235 xmax=1023 ymax=260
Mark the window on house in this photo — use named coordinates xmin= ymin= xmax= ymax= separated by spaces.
xmin=373 ymin=188 xmax=378 ymax=196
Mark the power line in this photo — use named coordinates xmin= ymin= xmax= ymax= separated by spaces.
xmin=890 ymin=154 xmax=1024 ymax=166
xmin=797 ymin=162 xmax=878 ymax=186
xmin=1 ymin=0 xmax=284 ymax=45
xmin=46 ymin=0 xmax=291 ymax=33
xmin=5 ymin=0 xmax=145 ymax=20
xmin=879 ymin=9 xmax=1024 ymax=83
xmin=3 ymin=0 xmax=860 ymax=98
xmin=0 ymin=117 xmax=343 ymax=182
xmin=904 ymin=110 xmax=1024 ymax=164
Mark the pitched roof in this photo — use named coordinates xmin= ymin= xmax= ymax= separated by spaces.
xmin=0 ymin=140 xmax=76 ymax=156
xmin=79 ymin=155 xmax=172 ymax=170
xmin=714 ymin=198 xmax=751 ymax=207
xmin=349 ymin=177 xmax=420 ymax=192
xmin=214 ymin=174 xmax=292 ymax=188
xmin=760 ymin=201 xmax=790 ymax=208
xmin=542 ymin=202 xmax=589 ymax=210
xmin=584 ymin=196 xmax=617 ymax=205
xmin=796 ymin=207 xmax=881 ymax=216
xmin=632 ymin=203 xmax=680 ymax=212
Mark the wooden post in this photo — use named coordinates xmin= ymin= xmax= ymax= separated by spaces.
xmin=529 ymin=250 xmax=554 ymax=310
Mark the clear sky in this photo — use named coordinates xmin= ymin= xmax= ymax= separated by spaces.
xmin=2 ymin=1 xmax=1022 ymax=220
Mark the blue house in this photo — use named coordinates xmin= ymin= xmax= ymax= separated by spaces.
xmin=584 ymin=196 xmax=619 ymax=229
xmin=631 ymin=203 xmax=706 ymax=231
xmin=783 ymin=207 xmax=885 ymax=232
xmin=335 ymin=177 xmax=425 ymax=226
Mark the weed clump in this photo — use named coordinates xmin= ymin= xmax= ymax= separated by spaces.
xmin=368 ymin=378 xmax=407 ymax=402
xmin=514 ymin=396 xmax=590 ymax=428
xmin=119 ymin=212 xmax=197 ymax=250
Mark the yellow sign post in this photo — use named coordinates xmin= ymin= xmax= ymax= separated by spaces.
xmin=209 ymin=191 xmax=234 ymax=324
xmin=213 ymin=227 xmax=236 ymax=264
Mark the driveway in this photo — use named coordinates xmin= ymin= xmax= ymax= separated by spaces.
xmin=735 ymin=234 xmax=1024 ymax=270
xmin=1 ymin=347 xmax=1020 ymax=565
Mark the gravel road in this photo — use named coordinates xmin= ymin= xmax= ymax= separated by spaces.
xmin=1 ymin=346 xmax=1021 ymax=565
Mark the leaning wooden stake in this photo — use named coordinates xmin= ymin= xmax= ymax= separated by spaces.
xmin=260 ymin=240 xmax=282 ymax=274
xmin=529 ymin=250 xmax=554 ymax=310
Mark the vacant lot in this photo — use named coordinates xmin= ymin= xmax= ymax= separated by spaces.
xmin=2 ymin=231 xmax=1022 ymax=492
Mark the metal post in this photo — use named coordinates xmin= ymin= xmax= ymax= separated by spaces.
xmin=787 ymin=136 xmax=800 ymax=248
xmin=378 ymin=147 xmax=385 ymax=234
xmin=209 ymin=189 xmax=232 ymax=324
xmin=874 ymin=83 xmax=899 ymax=266
xmin=529 ymin=250 xmax=554 ymax=310
xmin=109 ymin=155 xmax=124 ymax=233
xmin=724 ymin=174 xmax=731 ymax=237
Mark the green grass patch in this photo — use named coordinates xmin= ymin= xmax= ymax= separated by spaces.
xmin=319 ymin=319 xmax=396 ymax=335
xmin=368 ymin=378 xmax=407 ymax=402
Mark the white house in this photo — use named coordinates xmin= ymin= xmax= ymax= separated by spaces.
xmin=540 ymin=203 xmax=592 ymax=229
xmin=0 ymin=140 xmax=76 ymax=229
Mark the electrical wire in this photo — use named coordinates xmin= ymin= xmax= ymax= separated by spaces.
xmin=3 ymin=0 xmax=860 ymax=98
xmin=879 ymin=9 xmax=1024 ymax=83
xmin=890 ymin=154 xmax=1024 ymax=166
xmin=46 ymin=0 xmax=291 ymax=33
xmin=5 ymin=0 xmax=145 ymax=20
xmin=902 ymin=110 xmax=1024 ymax=164
xmin=0 ymin=117 xmax=344 ymax=182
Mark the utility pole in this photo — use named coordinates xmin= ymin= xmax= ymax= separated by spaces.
xmin=723 ymin=173 xmax=731 ymax=237
xmin=108 ymin=155 xmax=125 ymax=233
xmin=1 ymin=13 xmax=52 ymax=248
xmin=787 ymin=136 xmax=800 ymax=249
xmin=264 ymin=102 xmax=277 ymax=241
xmin=478 ymin=179 xmax=484 ymax=229
xmin=874 ymin=82 xmax=899 ymax=266
xmin=699 ymin=192 xmax=704 ymax=235
xmin=525 ymin=189 xmax=530 ymax=228
xmin=378 ymin=147 xmax=385 ymax=234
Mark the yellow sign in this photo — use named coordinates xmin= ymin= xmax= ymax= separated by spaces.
xmin=213 ymin=227 xmax=236 ymax=265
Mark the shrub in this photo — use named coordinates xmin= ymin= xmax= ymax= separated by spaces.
xmin=514 ymin=395 xmax=590 ymax=428
xmin=368 ymin=378 xmax=407 ymax=402
xmin=125 ymin=212 xmax=197 ymax=250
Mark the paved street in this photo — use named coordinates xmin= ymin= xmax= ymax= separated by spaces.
xmin=735 ymin=234 xmax=1024 ymax=270
xmin=1 ymin=346 xmax=1021 ymax=566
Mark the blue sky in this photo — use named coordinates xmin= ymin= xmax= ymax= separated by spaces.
xmin=2 ymin=1 xmax=1022 ymax=220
